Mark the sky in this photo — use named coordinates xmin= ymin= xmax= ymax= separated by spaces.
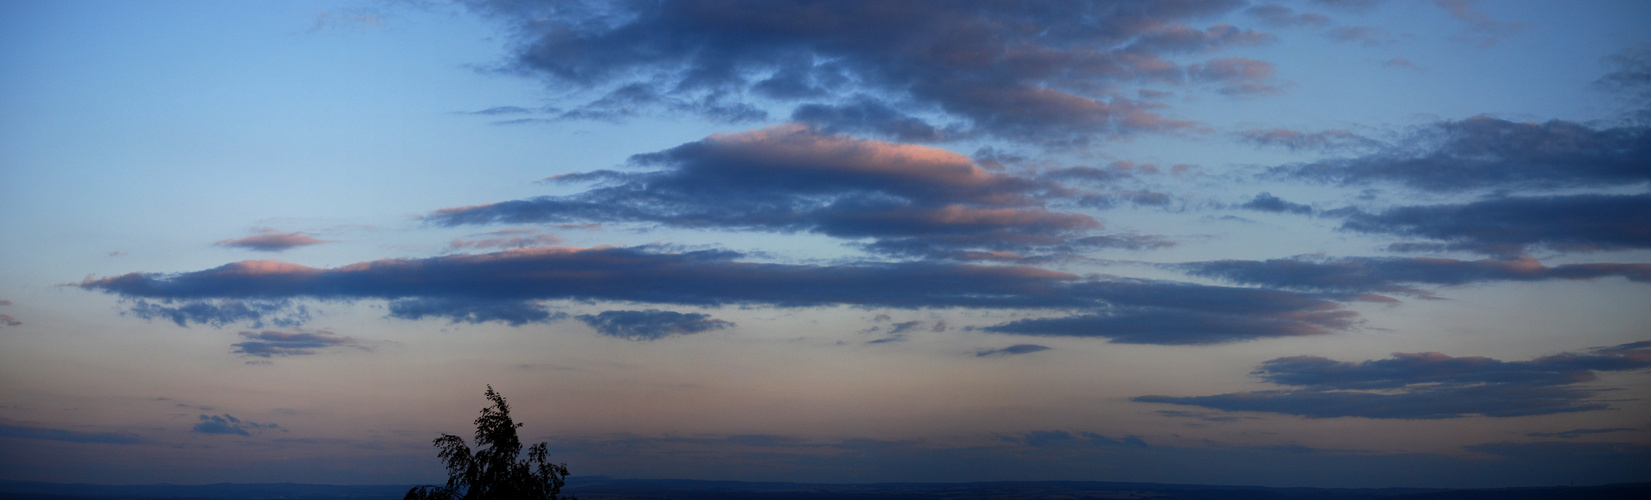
xmin=1 ymin=0 xmax=1649 ymax=489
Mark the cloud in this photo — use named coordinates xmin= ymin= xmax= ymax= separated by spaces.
xmin=1380 ymin=58 xmax=1424 ymax=72
xmin=1338 ymin=193 xmax=1651 ymax=257
xmin=448 ymin=228 xmax=564 ymax=250
xmin=575 ymin=309 xmax=733 ymax=341
xmin=460 ymin=0 xmax=1275 ymax=145
xmin=976 ymin=344 xmax=1051 ymax=357
xmin=231 ymin=329 xmax=362 ymax=358
xmin=1326 ymin=26 xmax=1394 ymax=46
xmin=79 ymin=245 xmax=1355 ymax=344
xmin=0 ymin=423 xmax=147 ymax=444
xmin=0 ymin=301 xmax=17 ymax=330
xmin=790 ymin=97 xmax=954 ymax=143
xmin=1010 ymin=430 xmax=1152 ymax=449
xmin=1237 ymin=128 xmax=1378 ymax=152
xmin=1596 ymin=43 xmax=1651 ymax=122
xmin=1179 ymin=255 xmax=1651 ymax=296
xmin=1134 ymin=340 xmax=1651 ymax=419
xmin=1240 ymin=193 xmax=1314 ymax=215
xmin=1526 ymin=428 xmax=1637 ymax=439
xmin=126 ymin=298 xmax=311 ymax=328
xmin=214 ymin=228 xmax=332 ymax=252
xmin=191 ymin=414 xmax=278 ymax=436
xmin=1272 ymin=116 xmax=1651 ymax=192
xmin=1432 ymin=0 xmax=1521 ymax=45
xmin=1244 ymin=3 xmax=1331 ymax=28
xmin=429 ymin=125 xmax=1117 ymax=259
xmin=388 ymin=298 xmax=564 ymax=326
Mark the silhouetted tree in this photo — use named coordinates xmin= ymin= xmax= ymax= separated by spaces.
xmin=406 ymin=386 xmax=574 ymax=500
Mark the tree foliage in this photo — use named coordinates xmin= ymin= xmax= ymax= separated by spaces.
xmin=406 ymin=386 xmax=574 ymax=500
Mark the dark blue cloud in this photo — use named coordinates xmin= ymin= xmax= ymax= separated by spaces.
xmin=1240 ymin=192 xmax=1314 ymax=215
xmin=387 ymin=298 xmax=565 ymax=326
xmin=428 ymin=126 xmax=1151 ymax=260
xmin=191 ymin=414 xmax=277 ymax=437
xmin=1338 ymin=193 xmax=1651 ymax=257
xmin=462 ymin=0 xmax=1273 ymax=145
xmin=126 ymin=299 xmax=310 ymax=329
xmin=0 ymin=424 xmax=146 ymax=444
xmin=1179 ymin=255 xmax=1651 ymax=296
xmin=1244 ymin=3 xmax=1331 ymax=28
xmin=79 ymin=245 xmax=1355 ymax=344
xmin=1526 ymin=428 xmax=1637 ymax=439
xmin=575 ymin=309 xmax=733 ymax=341
xmin=976 ymin=344 xmax=1051 ymax=357
xmin=1272 ymin=116 xmax=1651 ymax=192
xmin=231 ymin=329 xmax=362 ymax=358
xmin=1134 ymin=340 xmax=1651 ymax=419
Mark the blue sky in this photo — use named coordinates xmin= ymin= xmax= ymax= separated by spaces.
xmin=1 ymin=0 xmax=1649 ymax=488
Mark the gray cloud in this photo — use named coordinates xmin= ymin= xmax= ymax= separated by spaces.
xmin=215 ymin=228 xmax=331 ymax=252
xmin=231 ymin=329 xmax=362 ymax=358
xmin=575 ymin=309 xmax=733 ymax=341
xmin=1134 ymin=340 xmax=1651 ymax=419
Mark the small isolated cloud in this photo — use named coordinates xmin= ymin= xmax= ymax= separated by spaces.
xmin=976 ymin=344 xmax=1051 ymax=357
xmin=1134 ymin=340 xmax=1651 ymax=419
xmin=1240 ymin=193 xmax=1314 ymax=215
xmin=1327 ymin=26 xmax=1394 ymax=46
xmin=215 ymin=228 xmax=331 ymax=252
xmin=1380 ymin=58 xmax=1424 ymax=72
xmin=576 ymin=309 xmax=733 ymax=341
xmin=191 ymin=414 xmax=278 ymax=436
xmin=231 ymin=329 xmax=362 ymax=358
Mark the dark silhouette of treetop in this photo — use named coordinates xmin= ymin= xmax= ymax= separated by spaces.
xmin=406 ymin=386 xmax=574 ymax=500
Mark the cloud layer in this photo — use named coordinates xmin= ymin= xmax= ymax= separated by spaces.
xmin=1135 ymin=340 xmax=1651 ymax=418
xmin=464 ymin=0 xmax=1282 ymax=145
xmin=79 ymin=245 xmax=1355 ymax=344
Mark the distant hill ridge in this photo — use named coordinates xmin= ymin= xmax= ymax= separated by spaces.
xmin=2 ymin=478 xmax=1648 ymax=500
